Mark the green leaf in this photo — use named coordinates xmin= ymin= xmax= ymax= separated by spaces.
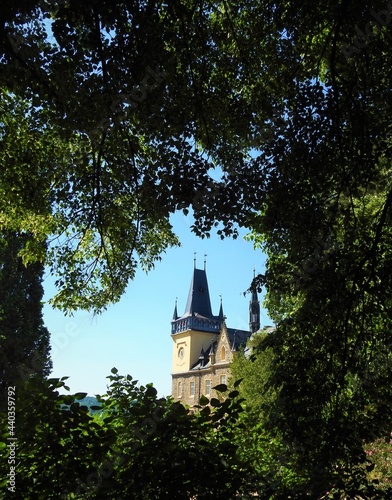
xmin=62 ymin=395 xmax=74 ymax=405
xmin=233 ymin=378 xmax=243 ymax=388
xmin=74 ymin=392 xmax=88 ymax=400
xmin=200 ymin=406 xmax=211 ymax=417
xmin=145 ymin=386 xmax=157 ymax=398
xmin=171 ymin=402 xmax=187 ymax=415
xmin=111 ymin=367 xmax=118 ymax=374
xmin=199 ymin=395 xmax=209 ymax=406
xmin=366 ymin=461 xmax=375 ymax=472
xmin=212 ymin=384 xmax=227 ymax=393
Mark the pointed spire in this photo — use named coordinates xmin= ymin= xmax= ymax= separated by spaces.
xmin=218 ymin=295 xmax=224 ymax=320
xmin=194 ymin=252 xmax=197 ymax=268
xmin=249 ymin=271 xmax=260 ymax=333
xmin=204 ymin=253 xmax=207 ymax=271
xmin=172 ymin=257 xmax=224 ymax=336
xmin=172 ymin=297 xmax=178 ymax=320
xmin=231 ymin=333 xmax=237 ymax=351
xmin=184 ymin=267 xmax=213 ymax=318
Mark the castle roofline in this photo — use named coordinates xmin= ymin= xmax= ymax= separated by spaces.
xmin=171 ymin=265 xmax=223 ymax=335
xmin=184 ymin=267 xmax=213 ymax=317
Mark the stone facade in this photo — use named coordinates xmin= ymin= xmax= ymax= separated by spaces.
xmin=172 ymin=323 xmax=234 ymax=406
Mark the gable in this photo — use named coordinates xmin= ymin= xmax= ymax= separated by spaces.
xmin=215 ymin=325 xmax=233 ymax=364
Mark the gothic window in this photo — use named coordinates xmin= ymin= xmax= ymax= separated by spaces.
xmin=205 ymin=380 xmax=211 ymax=396
xmin=178 ymin=381 xmax=182 ymax=398
xmin=220 ymin=375 xmax=226 ymax=385
xmin=190 ymin=381 xmax=195 ymax=397
xmin=221 ymin=346 xmax=226 ymax=361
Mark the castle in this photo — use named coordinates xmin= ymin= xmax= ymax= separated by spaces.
xmin=171 ymin=261 xmax=260 ymax=406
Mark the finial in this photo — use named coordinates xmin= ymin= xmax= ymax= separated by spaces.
xmin=194 ymin=252 xmax=197 ymax=268
xmin=253 ymin=266 xmax=256 ymax=279
xmin=204 ymin=253 xmax=207 ymax=270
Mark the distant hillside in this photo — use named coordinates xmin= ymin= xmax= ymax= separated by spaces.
xmin=77 ymin=396 xmax=102 ymax=414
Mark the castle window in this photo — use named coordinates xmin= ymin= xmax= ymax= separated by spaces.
xmin=190 ymin=381 xmax=195 ymax=397
xmin=205 ymin=380 xmax=211 ymax=396
xmin=178 ymin=381 xmax=182 ymax=398
xmin=221 ymin=346 xmax=226 ymax=361
xmin=220 ymin=375 xmax=226 ymax=385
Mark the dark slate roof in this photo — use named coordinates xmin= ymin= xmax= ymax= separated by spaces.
xmin=184 ymin=268 xmax=213 ymax=318
xmin=191 ymin=342 xmax=215 ymax=370
xmin=172 ymin=301 xmax=178 ymax=320
xmin=190 ymin=327 xmax=252 ymax=370
xmin=172 ymin=267 xmax=223 ymax=334
xmin=218 ymin=299 xmax=224 ymax=320
xmin=227 ymin=328 xmax=252 ymax=350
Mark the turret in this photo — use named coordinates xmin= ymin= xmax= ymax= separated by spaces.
xmin=171 ymin=264 xmax=223 ymax=335
xmin=249 ymin=272 xmax=260 ymax=333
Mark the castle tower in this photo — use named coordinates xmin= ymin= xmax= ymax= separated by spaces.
xmin=249 ymin=275 xmax=260 ymax=333
xmin=171 ymin=260 xmax=255 ymax=405
xmin=171 ymin=264 xmax=223 ymax=378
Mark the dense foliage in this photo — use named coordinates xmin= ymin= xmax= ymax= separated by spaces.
xmin=1 ymin=0 xmax=260 ymax=312
xmin=0 ymin=231 xmax=51 ymax=412
xmin=231 ymin=330 xmax=392 ymax=497
xmin=1 ymin=0 xmax=392 ymax=497
xmin=241 ymin=0 xmax=392 ymax=490
xmin=1 ymin=369 xmax=391 ymax=498
xmin=0 ymin=371 xmax=252 ymax=499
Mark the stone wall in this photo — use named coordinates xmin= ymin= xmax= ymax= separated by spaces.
xmin=172 ymin=363 xmax=232 ymax=407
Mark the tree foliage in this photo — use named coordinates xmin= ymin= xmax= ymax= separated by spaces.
xmin=241 ymin=1 xmax=392 ymax=490
xmin=230 ymin=329 xmax=276 ymax=415
xmin=0 ymin=230 xmax=51 ymax=411
xmin=1 ymin=0 xmax=392 ymax=495
xmin=0 ymin=0 xmax=259 ymax=312
xmin=0 ymin=371 xmax=251 ymax=499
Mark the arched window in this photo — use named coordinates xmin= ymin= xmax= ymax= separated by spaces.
xmin=178 ymin=381 xmax=183 ymax=398
xmin=221 ymin=345 xmax=226 ymax=361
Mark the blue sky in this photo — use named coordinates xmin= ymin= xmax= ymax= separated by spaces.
xmin=43 ymin=212 xmax=270 ymax=397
